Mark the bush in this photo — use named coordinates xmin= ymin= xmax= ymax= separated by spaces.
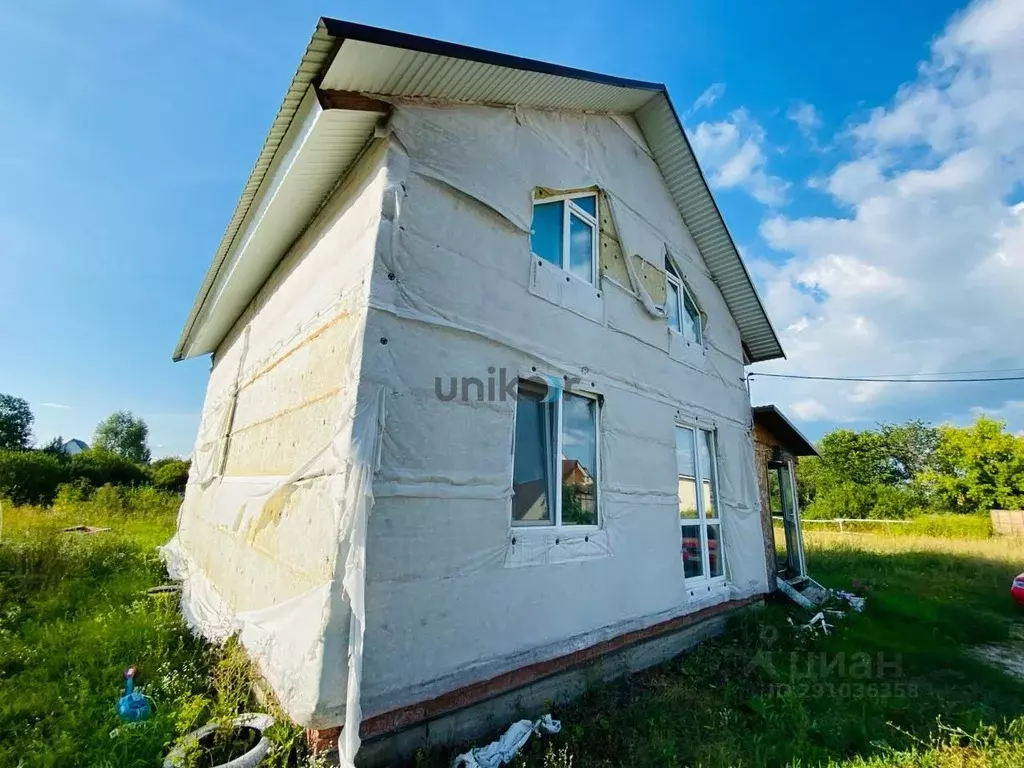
xmin=52 ymin=483 xmax=182 ymax=518
xmin=802 ymin=481 xmax=877 ymax=519
xmin=0 ymin=450 xmax=69 ymax=505
xmin=69 ymin=449 xmax=149 ymax=488
xmin=150 ymin=458 xmax=191 ymax=494
xmin=0 ymin=448 xmax=153 ymax=507
xmin=53 ymin=479 xmax=94 ymax=509
xmin=870 ymin=484 xmax=924 ymax=519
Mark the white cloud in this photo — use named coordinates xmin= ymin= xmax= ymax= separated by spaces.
xmin=690 ymin=109 xmax=790 ymax=206
xmin=790 ymin=399 xmax=830 ymax=421
xmin=750 ymin=0 xmax=1024 ymax=426
xmin=691 ymin=83 xmax=726 ymax=114
xmin=38 ymin=401 xmax=71 ymax=410
xmin=787 ymin=101 xmax=823 ymax=138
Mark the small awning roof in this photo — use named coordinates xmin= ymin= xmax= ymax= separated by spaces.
xmin=752 ymin=405 xmax=819 ymax=457
xmin=174 ymin=18 xmax=785 ymax=363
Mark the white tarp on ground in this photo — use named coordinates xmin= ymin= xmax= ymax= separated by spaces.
xmin=167 ymin=103 xmax=768 ymax=764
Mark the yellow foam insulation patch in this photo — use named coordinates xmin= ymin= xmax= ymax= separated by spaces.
xmin=533 ymin=186 xmax=668 ymax=306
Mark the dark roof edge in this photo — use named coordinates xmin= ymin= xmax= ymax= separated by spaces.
xmin=752 ymin=405 xmax=819 ymax=457
xmin=320 ymin=17 xmax=666 ymax=93
xmin=660 ymin=91 xmax=785 ymax=363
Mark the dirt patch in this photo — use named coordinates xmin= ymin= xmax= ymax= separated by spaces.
xmin=972 ymin=625 xmax=1024 ymax=682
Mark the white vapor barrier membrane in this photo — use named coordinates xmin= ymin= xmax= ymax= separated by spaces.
xmin=354 ymin=104 xmax=769 ymax=719
xmin=168 ymin=103 xmax=768 ymax=764
xmin=164 ymin=141 xmax=392 ymax=766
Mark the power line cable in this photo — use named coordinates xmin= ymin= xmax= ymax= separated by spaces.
xmin=844 ymin=366 xmax=1024 ymax=379
xmin=748 ymin=372 xmax=1024 ymax=384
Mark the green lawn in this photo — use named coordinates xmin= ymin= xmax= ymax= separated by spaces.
xmin=0 ymin=499 xmax=304 ymax=768
xmin=2 ymin=498 xmax=1022 ymax=767
xmin=419 ymin=531 xmax=1024 ymax=767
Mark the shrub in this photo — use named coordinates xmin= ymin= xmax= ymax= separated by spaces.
xmin=802 ymin=481 xmax=877 ymax=519
xmin=90 ymin=483 xmax=127 ymax=514
xmin=150 ymin=458 xmax=191 ymax=494
xmin=0 ymin=450 xmax=69 ymax=505
xmin=69 ymin=449 xmax=149 ymax=489
xmin=53 ymin=479 xmax=94 ymax=510
xmin=50 ymin=483 xmax=181 ymax=519
xmin=870 ymin=484 xmax=924 ymax=519
xmin=123 ymin=485 xmax=182 ymax=517
xmin=0 ymin=449 xmax=155 ymax=507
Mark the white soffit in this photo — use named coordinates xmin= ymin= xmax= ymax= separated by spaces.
xmin=322 ymin=40 xmax=655 ymax=113
xmin=174 ymin=19 xmax=784 ymax=363
xmin=188 ymin=87 xmax=382 ymax=356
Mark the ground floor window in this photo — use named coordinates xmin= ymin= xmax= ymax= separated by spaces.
xmin=512 ymin=380 xmax=599 ymax=527
xmin=676 ymin=425 xmax=724 ymax=581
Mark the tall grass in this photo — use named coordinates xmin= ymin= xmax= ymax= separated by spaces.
xmin=417 ymin=531 xmax=1024 ymax=767
xmin=791 ymin=513 xmax=994 ymax=539
xmin=0 ymin=499 xmax=306 ymax=768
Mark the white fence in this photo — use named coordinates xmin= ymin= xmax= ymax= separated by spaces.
xmin=772 ymin=516 xmax=911 ymax=534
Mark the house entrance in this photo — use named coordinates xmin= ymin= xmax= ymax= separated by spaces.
xmin=767 ymin=452 xmax=806 ymax=581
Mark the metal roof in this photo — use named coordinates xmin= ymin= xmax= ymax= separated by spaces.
xmin=752 ymin=405 xmax=819 ymax=457
xmin=174 ymin=18 xmax=784 ymax=363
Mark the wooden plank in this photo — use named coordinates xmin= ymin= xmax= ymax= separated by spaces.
xmin=316 ymin=88 xmax=390 ymax=113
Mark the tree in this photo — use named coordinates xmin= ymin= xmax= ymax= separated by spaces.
xmin=814 ymin=428 xmax=894 ymax=487
xmin=920 ymin=416 xmax=1024 ymax=513
xmin=0 ymin=394 xmax=33 ymax=451
xmin=93 ymin=411 xmax=151 ymax=464
xmin=40 ymin=435 xmax=66 ymax=456
xmin=879 ymin=420 xmax=939 ymax=482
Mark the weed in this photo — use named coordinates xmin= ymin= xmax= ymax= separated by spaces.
xmin=0 ymin=502 xmax=306 ymax=768
xmin=417 ymin=532 xmax=1024 ymax=767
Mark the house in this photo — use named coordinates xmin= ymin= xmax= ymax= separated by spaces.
xmin=167 ymin=19 xmax=787 ymax=765
xmin=61 ymin=438 xmax=89 ymax=455
xmin=751 ymin=405 xmax=819 ymax=589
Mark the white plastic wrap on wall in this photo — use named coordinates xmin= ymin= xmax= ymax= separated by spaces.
xmin=168 ymin=103 xmax=768 ymax=765
xmin=356 ymin=104 xmax=768 ymax=718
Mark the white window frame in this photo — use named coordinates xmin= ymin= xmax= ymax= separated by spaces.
xmin=676 ymin=423 xmax=725 ymax=587
xmin=511 ymin=381 xmax=602 ymax=531
xmin=666 ymin=270 xmax=703 ymax=345
xmin=530 ymin=193 xmax=599 ymax=286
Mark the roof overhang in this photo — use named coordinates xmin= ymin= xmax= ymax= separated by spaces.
xmin=752 ymin=405 xmax=819 ymax=457
xmin=174 ymin=18 xmax=784 ymax=362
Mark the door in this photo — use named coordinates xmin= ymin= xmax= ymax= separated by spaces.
xmin=768 ymin=457 xmax=806 ymax=579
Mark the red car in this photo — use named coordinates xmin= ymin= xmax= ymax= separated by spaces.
xmin=1013 ymin=574 xmax=1024 ymax=607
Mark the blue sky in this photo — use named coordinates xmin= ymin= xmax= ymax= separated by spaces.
xmin=2 ymin=0 xmax=1022 ymax=456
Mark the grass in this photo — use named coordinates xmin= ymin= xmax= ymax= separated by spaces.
xmin=417 ymin=530 xmax=1024 ymax=767
xmin=0 ymin=496 xmax=309 ymax=768
xmin=797 ymin=514 xmax=994 ymax=540
xmin=3 ymin=493 xmax=1023 ymax=767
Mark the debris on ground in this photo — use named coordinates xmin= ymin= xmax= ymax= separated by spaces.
xmin=145 ymin=585 xmax=182 ymax=595
xmin=776 ymin=578 xmax=815 ymax=609
xmin=453 ymin=714 xmax=561 ymax=768
xmin=116 ymin=667 xmax=152 ymax=723
xmin=835 ymin=590 xmax=867 ymax=612
xmin=62 ymin=525 xmax=112 ymax=535
xmin=804 ymin=612 xmax=833 ymax=635
xmin=971 ymin=637 xmax=1024 ymax=682
xmin=777 ymin=577 xmax=868 ymax=616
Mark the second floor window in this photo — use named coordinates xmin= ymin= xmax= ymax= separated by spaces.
xmin=530 ymin=193 xmax=598 ymax=285
xmin=666 ymin=263 xmax=703 ymax=345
